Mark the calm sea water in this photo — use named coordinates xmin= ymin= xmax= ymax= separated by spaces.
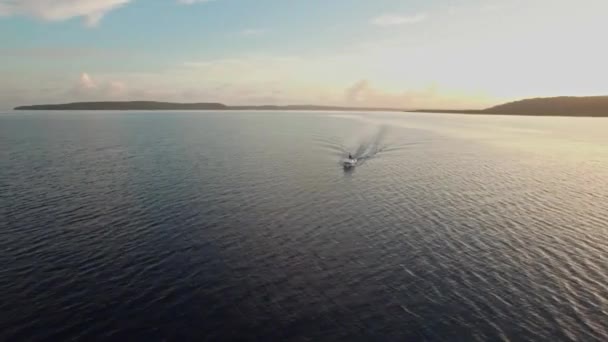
xmin=1 ymin=111 xmax=607 ymax=341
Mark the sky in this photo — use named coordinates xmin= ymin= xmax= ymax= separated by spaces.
xmin=1 ymin=0 xmax=607 ymax=109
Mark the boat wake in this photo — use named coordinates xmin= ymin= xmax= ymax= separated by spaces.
xmin=313 ymin=124 xmax=391 ymax=170
xmin=346 ymin=126 xmax=389 ymax=165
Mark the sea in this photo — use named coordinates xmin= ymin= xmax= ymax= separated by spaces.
xmin=1 ymin=110 xmax=607 ymax=341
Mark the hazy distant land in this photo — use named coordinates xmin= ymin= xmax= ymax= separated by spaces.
xmin=415 ymin=96 xmax=608 ymax=117
xmin=13 ymin=101 xmax=401 ymax=112
xmin=13 ymin=96 xmax=608 ymax=117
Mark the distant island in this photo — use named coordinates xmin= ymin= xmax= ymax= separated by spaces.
xmin=13 ymin=96 xmax=608 ymax=117
xmin=415 ymin=96 xmax=608 ymax=117
xmin=13 ymin=101 xmax=402 ymax=112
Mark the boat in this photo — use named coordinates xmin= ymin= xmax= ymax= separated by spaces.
xmin=343 ymin=157 xmax=357 ymax=169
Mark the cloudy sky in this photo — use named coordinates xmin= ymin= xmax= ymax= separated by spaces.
xmin=1 ymin=0 xmax=607 ymax=109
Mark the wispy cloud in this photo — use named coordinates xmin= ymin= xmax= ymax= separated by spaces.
xmin=0 ymin=47 xmax=130 ymax=59
xmin=78 ymin=72 xmax=96 ymax=90
xmin=371 ymin=13 xmax=427 ymax=27
xmin=177 ymin=0 xmax=215 ymax=4
xmin=343 ymin=79 xmax=485 ymax=109
xmin=0 ymin=0 xmax=131 ymax=27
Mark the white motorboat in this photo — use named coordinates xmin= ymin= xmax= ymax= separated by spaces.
xmin=343 ymin=158 xmax=357 ymax=168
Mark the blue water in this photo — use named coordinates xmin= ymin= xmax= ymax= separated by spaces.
xmin=1 ymin=111 xmax=607 ymax=341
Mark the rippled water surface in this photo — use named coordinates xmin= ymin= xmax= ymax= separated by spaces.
xmin=1 ymin=111 xmax=607 ymax=341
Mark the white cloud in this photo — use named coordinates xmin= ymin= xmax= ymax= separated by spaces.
xmin=371 ymin=13 xmax=427 ymax=27
xmin=345 ymin=80 xmax=371 ymax=103
xmin=0 ymin=0 xmax=131 ymax=27
xmin=78 ymin=72 xmax=96 ymax=90
xmin=344 ymin=79 xmax=490 ymax=109
xmin=71 ymin=72 xmax=129 ymax=100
